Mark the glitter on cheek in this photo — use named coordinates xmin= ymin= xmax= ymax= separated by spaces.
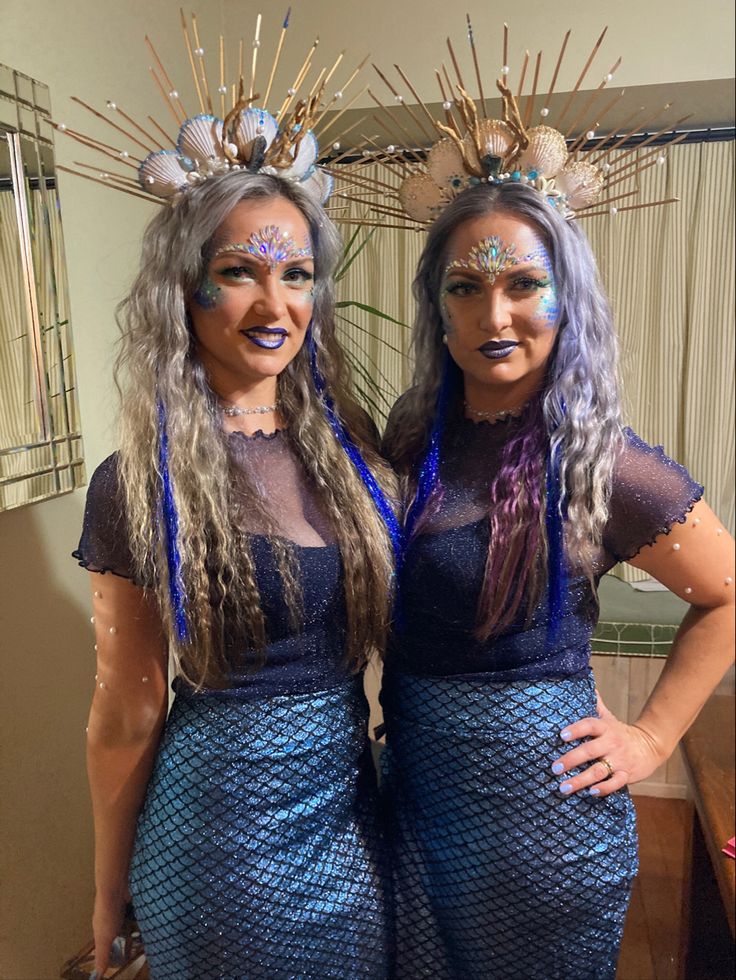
xmin=537 ymin=282 xmax=560 ymax=327
xmin=439 ymin=287 xmax=455 ymax=334
xmin=192 ymin=274 xmax=222 ymax=310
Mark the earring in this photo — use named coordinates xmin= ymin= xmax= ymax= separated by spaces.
xmin=442 ymin=334 xmax=448 ymax=346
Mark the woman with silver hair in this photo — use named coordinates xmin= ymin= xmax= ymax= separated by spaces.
xmin=74 ymin=171 xmax=396 ymax=978
xmin=381 ymin=181 xmax=734 ymax=978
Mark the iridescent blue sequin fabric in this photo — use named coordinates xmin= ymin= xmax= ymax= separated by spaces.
xmin=74 ymin=431 xmax=391 ymax=978
xmin=381 ymin=411 xmax=702 ymax=978
xmin=381 ymin=672 xmax=637 ymax=980
xmin=131 ymin=680 xmax=390 ymax=979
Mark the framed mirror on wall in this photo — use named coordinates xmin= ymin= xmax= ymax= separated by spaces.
xmin=0 ymin=63 xmax=84 ymax=512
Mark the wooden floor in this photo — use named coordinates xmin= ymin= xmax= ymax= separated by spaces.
xmin=617 ymin=795 xmax=690 ymax=980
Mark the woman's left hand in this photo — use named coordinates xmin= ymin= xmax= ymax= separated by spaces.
xmin=550 ymin=691 xmax=665 ymax=797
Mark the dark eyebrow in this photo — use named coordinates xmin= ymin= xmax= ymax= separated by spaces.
xmin=209 ymin=244 xmax=315 ymax=265
xmin=443 ymin=262 xmax=549 ymax=279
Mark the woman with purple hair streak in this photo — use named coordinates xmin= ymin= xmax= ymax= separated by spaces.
xmin=380 ymin=181 xmax=735 ymax=979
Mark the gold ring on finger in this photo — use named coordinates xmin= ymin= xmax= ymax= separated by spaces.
xmin=598 ymin=757 xmax=615 ymax=779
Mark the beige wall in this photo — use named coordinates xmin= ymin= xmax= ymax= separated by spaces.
xmin=0 ymin=1 xmax=734 ymax=977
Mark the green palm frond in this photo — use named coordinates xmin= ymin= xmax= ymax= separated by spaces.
xmin=336 ymin=314 xmax=399 ymax=401
xmin=335 ymin=230 xmax=410 ymax=425
xmin=336 ymin=300 xmax=409 ymax=330
xmin=334 ymin=226 xmax=375 ymax=282
xmin=336 ymin=308 xmax=406 ymax=357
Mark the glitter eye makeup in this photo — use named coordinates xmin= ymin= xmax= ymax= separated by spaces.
xmin=211 ymin=225 xmax=313 ymax=271
xmin=441 ymin=236 xmax=559 ymax=328
xmin=521 ymin=245 xmax=559 ymax=327
xmin=445 ymin=235 xmax=532 ymax=285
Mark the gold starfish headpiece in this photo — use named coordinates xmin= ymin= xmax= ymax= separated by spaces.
xmin=329 ymin=21 xmax=688 ymax=227
xmin=54 ymin=8 xmax=369 ymax=206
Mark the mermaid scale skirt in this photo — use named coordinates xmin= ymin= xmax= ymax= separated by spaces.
xmin=381 ymin=672 xmax=638 ymax=980
xmin=129 ymin=680 xmax=390 ymax=979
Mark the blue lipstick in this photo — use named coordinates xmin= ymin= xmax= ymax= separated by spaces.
xmin=479 ymin=340 xmax=518 ymax=360
xmin=242 ymin=326 xmax=287 ymax=350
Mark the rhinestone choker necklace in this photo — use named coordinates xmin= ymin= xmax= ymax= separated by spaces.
xmin=221 ymin=401 xmax=279 ymax=417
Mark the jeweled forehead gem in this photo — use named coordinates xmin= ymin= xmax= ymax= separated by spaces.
xmin=213 ymin=225 xmax=313 ymax=270
xmin=445 ymin=235 xmax=530 ymax=285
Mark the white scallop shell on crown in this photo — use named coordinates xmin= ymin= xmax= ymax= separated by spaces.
xmin=138 ymin=149 xmax=189 ymax=197
xmin=277 ymin=130 xmax=319 ymax=181
xmin=427 ymin=139 xmax=470 ymax=194
xmin=234 ymin=107 xmax=279 ymax=160
xmin=478 ymin=119 xmax=515 ymax=159
xmin=177 ymin=114 xmax=225 ymax=163
xmin=554 ymin=161 xmax=605 ymax=210
xmin=463 ymin=119 xmax=515 ymax=174
xmin=300 ymin=167 xmax=333 ymax=204
xmin=398 ymin=172 xmax=446 ymax=222
xmin=518 ymin=125 xmax=569 ymax=178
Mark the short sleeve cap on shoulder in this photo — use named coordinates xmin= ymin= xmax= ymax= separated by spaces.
xmin=603 ymin=429 xmax=704 ymax=564
xmin=72 ymin=453 xmax=137 ymax=581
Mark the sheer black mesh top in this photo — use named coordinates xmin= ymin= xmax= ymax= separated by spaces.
xmin=386 ymin=413 xmax=703 ymax=681
xmin=73 ymin=430 xmax=351 ymax=698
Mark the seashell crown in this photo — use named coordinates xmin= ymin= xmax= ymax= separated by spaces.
xmin=54 ymin=9 xmax=369 ymax=207
xmin=330 ymin=21 xmax=687 ymax=228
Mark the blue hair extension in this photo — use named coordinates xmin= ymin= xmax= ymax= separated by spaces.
xmin=404 ymin=349 xmax=453 ymax=545
xmin=545 ymin=442 xmax=568 ymax=642
xmin=157 ymin=400 xmax=189 ymax=643
xmin=307 ymin=331 xmax=403 ymax=560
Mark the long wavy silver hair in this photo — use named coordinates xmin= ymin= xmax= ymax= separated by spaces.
xmin=115 ymin=171 xmax=395 ymax=686
xmin=385 ymin=181 xmax=624 ymax=630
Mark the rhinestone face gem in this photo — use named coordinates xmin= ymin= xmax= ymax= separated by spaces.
xmin=445 ymin=235 xmax=529 ymax=285
xmin=212 ymin=225 xmax=313 ymax=271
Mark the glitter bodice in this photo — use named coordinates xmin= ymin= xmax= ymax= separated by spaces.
xmin=386 ymin=413 xmax=703 ymax=680
xmin=74 ymin=430 xmax=352 ymax=697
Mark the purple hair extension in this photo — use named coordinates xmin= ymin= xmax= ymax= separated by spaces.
xmin=477 ymin=402 xmax=547 ymax=636
xmin=545 ymin=442 xmax=568 ymax=641
xmin=476 ymin=401 xmax=568 ymax=640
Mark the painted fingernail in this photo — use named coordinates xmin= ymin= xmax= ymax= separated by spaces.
xmin=551 ymin=762 xmax=565 ymax=775
xmin=559 ymin=781 xmax=573 ymax=794
xmin=589 ymin=787 xmax=601 ymax=796
xmin=560 ymin=729 xmax=572 ymax=741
